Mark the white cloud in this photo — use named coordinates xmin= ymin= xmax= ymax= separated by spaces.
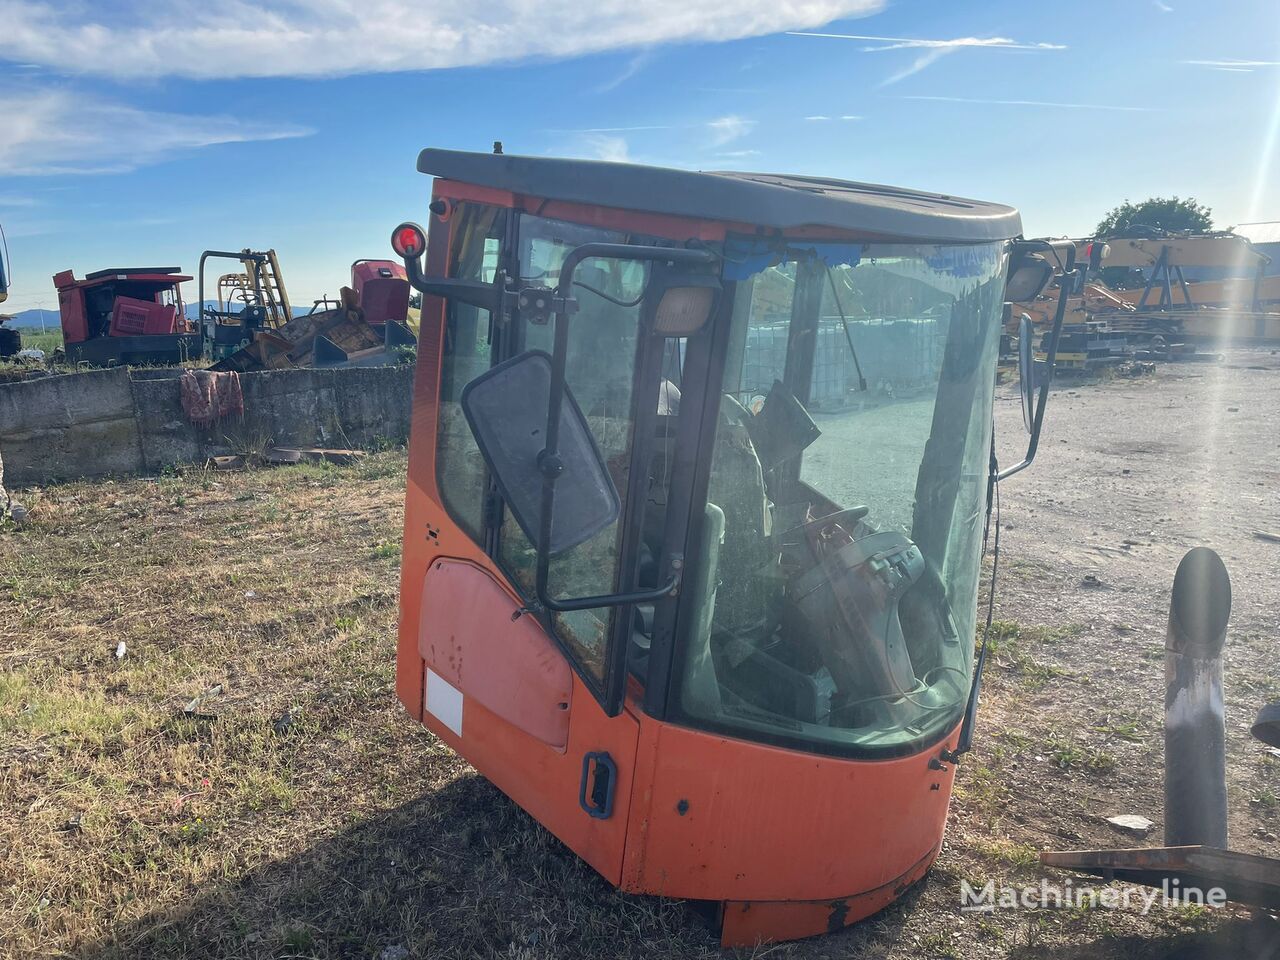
xmin=0 ymin=0 xmax=886 ymax=80
xmin=558 ymin=116 xmax=758 ymax=154
xmin=788 ymin=30 xmax=1065 ymax=85
xmin=1183 ymin=59 xmax=1280 ymax=73
xmin=716 ymin=149 xmax=762 ymax=158
xmin=804 ymin=115 xmax=831 ymax=121
xmin=597 ymin=50 xmax=653 ymax=93
xmin=0 ymin=88 xmax=313 ymax=175
xmin=899 ymin=95 xmax=1155 ymax=113
xmin=1153 ymin=0 xmax=1173 ymax=11
xmin=840 ymin=114 xmax=861 ymax=120
xmin=707 ymin=115 xmax=755 ymax=146
xmin=881 ymin=46 xmax=957 ymax=86
xmin=584 ymin=134 xmax=630 ymax=162
xmin=788 ymin=31 xmax=1066 ymax=51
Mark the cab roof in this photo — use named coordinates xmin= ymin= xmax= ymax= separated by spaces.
xmin=54 ymin=268 xmax=191 ymax=291
xmin=418 ymin=148 xmax=1022 ymax=244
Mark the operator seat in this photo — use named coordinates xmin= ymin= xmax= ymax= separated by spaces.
xmin=705 ymin=395 xmax=782 ymax=640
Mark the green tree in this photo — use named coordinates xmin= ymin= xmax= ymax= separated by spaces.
xmin=1094 ymin=196 xmax=1213 ymax=238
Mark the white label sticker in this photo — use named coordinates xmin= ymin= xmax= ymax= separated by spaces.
xmin=425 ymin=668 xmax=464 ymax=737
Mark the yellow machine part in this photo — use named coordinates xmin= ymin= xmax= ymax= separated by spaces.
xmin=1091 ymin=235 xmax=1268 ymax=271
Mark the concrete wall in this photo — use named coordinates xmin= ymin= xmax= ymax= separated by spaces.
xmin=0 ymin=365 xmax=414 ymax=486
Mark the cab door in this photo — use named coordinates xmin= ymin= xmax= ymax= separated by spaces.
xmin=411 ymin=200 xmax=652 ymax=882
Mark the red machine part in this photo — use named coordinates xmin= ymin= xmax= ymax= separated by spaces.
xmin=108 ymin=297 xmax=179 ymax=337
xmin=351 ymin=259 xmax=409 ymax=325
xmin=54 ymin=269 xmax=90 ymax=343
xmin=53 ymin=269 xmax=191 ymax=344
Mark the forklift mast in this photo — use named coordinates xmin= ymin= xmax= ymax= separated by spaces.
xmin=198 ymin=249 xmax=293 ymax=361
xmin=389 ymin=149 xmax=1057 ymax=946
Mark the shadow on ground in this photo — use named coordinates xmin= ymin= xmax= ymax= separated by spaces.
xmin=70 ymin=769 xmax=1280 ymax=960
xmin=75 ymin=773 xmax=713 ymax=960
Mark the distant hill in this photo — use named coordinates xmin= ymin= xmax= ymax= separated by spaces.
xmin=2 ymin=300 xmax=323 ymax=328
xmin=1 ymin=308 xmax=59 ymax=328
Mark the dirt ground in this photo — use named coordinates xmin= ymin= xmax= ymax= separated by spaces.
xmin=2 ymin=349 xmax=1279 ymax=959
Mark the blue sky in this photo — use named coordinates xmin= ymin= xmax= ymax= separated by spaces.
xmin=1 ymin=0 xmax=1278 ymax=313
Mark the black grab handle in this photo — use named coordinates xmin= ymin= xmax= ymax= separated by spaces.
xmin=579 ymin=752 xmax=617 ymax=820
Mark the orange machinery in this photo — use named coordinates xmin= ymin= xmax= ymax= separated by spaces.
xmin=390 ymin=148 xmax=1066 ymax=945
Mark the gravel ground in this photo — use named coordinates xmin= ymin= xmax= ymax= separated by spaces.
xmin=781 ymin=347 xmax=1280 ymax=959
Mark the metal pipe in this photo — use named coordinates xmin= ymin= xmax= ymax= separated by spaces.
xmin=1164 ymin=547 xmax=1231 ymax=848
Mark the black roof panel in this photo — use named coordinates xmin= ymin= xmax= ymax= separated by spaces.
xmin=418 ymin=149 xmax=1021 ymax=244
xmin=84 ymin=267 xmax=184 ymax=281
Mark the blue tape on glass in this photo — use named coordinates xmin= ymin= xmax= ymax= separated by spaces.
xmin=923 ymin=246 xmax=999 ymax=278
xmin=722 ymin=238 xmax=864 ymax=280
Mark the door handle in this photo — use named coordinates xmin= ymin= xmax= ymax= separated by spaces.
xmin=579 ymin=751 xmax=617 ymax=820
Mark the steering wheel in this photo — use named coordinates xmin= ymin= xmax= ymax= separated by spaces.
xmin=782 ymin=505 xmax=870 ymax=540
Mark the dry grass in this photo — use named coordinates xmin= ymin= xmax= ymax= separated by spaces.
xmin=3 ymin=450 xmax=1276 ymax=959
xmin=0 ymin=454 xmax=707 ymax=959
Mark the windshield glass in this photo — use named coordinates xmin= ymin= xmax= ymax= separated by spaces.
xmin=676 ymin=238 xmax=1007 ymax=756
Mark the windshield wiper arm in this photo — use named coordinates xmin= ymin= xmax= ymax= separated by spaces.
xmin=824 ymin=265 xmax=868 ymax=392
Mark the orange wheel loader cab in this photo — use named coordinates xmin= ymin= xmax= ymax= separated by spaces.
xmin=392 ymin=148 xmax=1064 ymax=945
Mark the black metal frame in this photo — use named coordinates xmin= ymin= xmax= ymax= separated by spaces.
xmin=531 ymin=242 xmax=717 ymax=617
xmin=642 ymin=280 xmax=737 ymax=719
xmin=196 ymin=249 xmax=284 ymax=361
xmin=197 ymin=249 xmax=273 ymax=320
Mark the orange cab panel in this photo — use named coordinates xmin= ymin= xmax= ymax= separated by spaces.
xmin=622 ymin=718 xmax=959 ymax=904
xmin=400 ymin=534 xmax=639 ymax=882
xmin=418 ymin=558 xmax=572 ymax=750
xmin=718 ymin=843 xmax=940 ymax=946
xmin=417 ymin=662 xmax=639 ymax=883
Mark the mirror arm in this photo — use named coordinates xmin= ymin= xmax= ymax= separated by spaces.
xmin=536 ymin=570 xmax=683 ymax=613
xmin=401 ymin=250 xmax=506 ymax=314
xmin=997 ymin=265 xmax=1078 ymax=481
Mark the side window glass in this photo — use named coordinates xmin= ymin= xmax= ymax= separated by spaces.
xmin=723 ymin=263 xmax=796 ymax=408
xmin=499 ymin=217 xmax=647 ymax=681
xmin=436 ymin=204 xmax=505 ymax=538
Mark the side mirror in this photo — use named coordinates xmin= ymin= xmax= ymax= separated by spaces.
xmin=461 ymin=350 xmax=619 ymax=556
xmin=998 ymin=267 xmax=1079 ymax=482
xmin=1017 ymin=314 xmax=1036 ymax=434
